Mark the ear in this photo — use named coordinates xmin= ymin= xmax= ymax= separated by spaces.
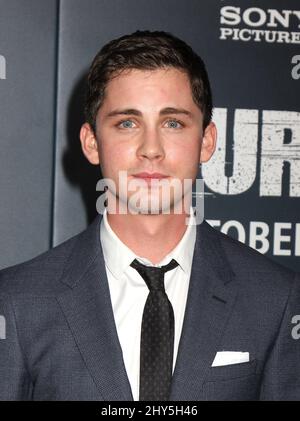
xmin=79 ymin=123 xmax=100 ymax=165
xmin=200 ymin=122 xmax=217 ymax=163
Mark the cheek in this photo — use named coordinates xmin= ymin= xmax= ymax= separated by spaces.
xmin=99 ymin=142 xmax=135 ymax=175
xmin=167 ymin=139 xmax=201 ymax=175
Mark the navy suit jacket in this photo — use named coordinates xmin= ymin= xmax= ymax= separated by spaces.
xmin=0 ymin=215 xmax=300 ymax=400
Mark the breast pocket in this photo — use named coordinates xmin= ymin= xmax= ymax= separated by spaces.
xmin=203 ymin=359 xmax=259 ymax=401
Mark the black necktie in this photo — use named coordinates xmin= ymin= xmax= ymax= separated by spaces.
xmin=130 ymin=258 xmax=179 ymax=401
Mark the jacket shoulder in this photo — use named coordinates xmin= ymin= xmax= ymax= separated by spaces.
xmin=0 ymin=231 xmax=81 ymax=295
xmin=203 ymin=221 xmax=296 ymax=291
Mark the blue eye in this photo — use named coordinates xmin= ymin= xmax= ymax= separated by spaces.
xmin=119 ymin=120 xmax=134 ymax=129
xmin=166 ymin=120 xmax=182 ymax=129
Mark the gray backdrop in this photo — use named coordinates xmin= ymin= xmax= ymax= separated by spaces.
xmin=0 ymin=0 xmax=299 ymax=272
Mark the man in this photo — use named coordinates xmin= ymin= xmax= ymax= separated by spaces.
xmin=0 ymin=30 xmax=299 ymax=401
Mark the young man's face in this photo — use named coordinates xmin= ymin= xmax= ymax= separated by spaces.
xmin=80 ymin=67 xmax=216 ymax=214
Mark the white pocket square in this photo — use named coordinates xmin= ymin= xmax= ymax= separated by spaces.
xmin=211 ymin=351 xmax=250 ymax=367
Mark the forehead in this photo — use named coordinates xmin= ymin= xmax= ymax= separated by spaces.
xmin=99 ymin=67 xmax=198 ymax=114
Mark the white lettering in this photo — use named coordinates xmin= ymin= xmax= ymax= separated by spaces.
xmin=276 ymin=31 xmax=291 ymax=43
xmin=220 ymin=6 xmax=241 ymax=26
xmin=202 ymin=109 xmax=258 ymax=195
xmin=267 ymin=9 xmax=292 ymax=28
xmin=249 ymin=222 xmax=270 ymax=253
xmin=260 ymin=111 xmax=300 ymax=197
xmin=273 ymin=223 xmax=292 ymax=256
xmin=207 ymin=220 xmax=299 ymax=257
xmin=292 ymin=11 xmax=300 ymax=28
xmin=291 ymin=32 xmax=300 ymax=43
xmin=239 ymin=29 xmax=252 ymax=41
xmin=252 ymin=30 xmax=266 ymax=42
xmin=221 ymin=220 xmax=246 ymax=243
xmin=219 ymin=27 xmax=233 ymax=40
xmin=243 ymin=8 xmax=267 ymax=27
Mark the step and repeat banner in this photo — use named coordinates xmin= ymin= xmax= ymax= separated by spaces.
xmin=0 ymin=0 xmax=57 ymax=268
xmin=0 ymin=0 xmax=299 ymax=272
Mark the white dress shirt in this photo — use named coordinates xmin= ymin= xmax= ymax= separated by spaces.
xmin=100 ymin=208 xmax=196 ymax=401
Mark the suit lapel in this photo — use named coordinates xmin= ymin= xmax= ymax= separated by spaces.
xmin=56 ymin=215 xmax=133 ymax=401
xmin=170 ymin=221 xmax=238 ymax=400
xmin=55 ymin=214 xmax=238 ymax=401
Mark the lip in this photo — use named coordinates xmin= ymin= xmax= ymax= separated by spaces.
xmin=133 ymin=172 xmax=169 ymax=179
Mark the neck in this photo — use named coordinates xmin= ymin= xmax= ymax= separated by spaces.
xmin=107 ymin=210 xmax=190 ymax=265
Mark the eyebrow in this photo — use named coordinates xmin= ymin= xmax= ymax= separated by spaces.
xmin=105 ymin=107 xmax=194 ymax=119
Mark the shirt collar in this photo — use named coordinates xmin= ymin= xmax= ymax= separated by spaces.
xmin=100 ymin=207 xmax=196 ymax=279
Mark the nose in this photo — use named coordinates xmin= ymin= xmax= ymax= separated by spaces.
xmin=136 ymin=126 xmax=165 ymax=161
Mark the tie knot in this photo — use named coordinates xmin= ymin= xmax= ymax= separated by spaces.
xmin=130 ymin=258 xmax=179 ymax=291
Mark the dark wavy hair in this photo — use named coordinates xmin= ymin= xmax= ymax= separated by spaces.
xmin=84 ymin=30 xmax=213 ymax=133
